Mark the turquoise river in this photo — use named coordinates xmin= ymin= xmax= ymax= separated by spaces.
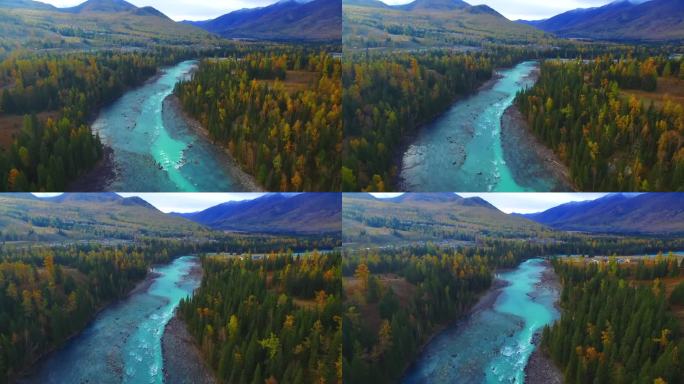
xmin=403 ymin=258 xmax=560 ymax=383
xmin=87 ymin=60 xmax=249 ymax=191
xmin=400 ymin=61 xmax=562 ymax=192
xmin=20 ymin=256 xmax=201 ymax=384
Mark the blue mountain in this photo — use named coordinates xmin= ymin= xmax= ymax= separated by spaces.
xmin=175 ymin=193 xmax=341 ymax=234
xmin=519 ymin=0 xmax=684 ymax=41
xmin=184 ymin=0 xmax=340 ymax=41
xmin=520 ymin=193 xmax=684 ymax=234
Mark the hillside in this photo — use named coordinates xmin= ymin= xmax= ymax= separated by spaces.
xmin=0 ymin=193 xmax=206 ymax=241
xmin=343 ymin=0 xmax=547 ymax=50
xmin=520 ymin=0 xmax=684 ymax=41
xmin=176 ymin=193 xmax=341 ymax=234
xmin=0 ymin=0 xmax=215 ymax=54
xmin=343 ymin=193 xmax=549 ymax=248
xmin=521 ymin=193 xmax=684 ymax=234
xmin=186 ymin=0 xmax=341 ymax=41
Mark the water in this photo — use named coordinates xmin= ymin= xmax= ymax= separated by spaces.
xmin=400 ymin=61 xmax=552 ymax=192
xmin=21 ymin=256 xmax=201 ymax=384
xmin=91 ymin=60 xmax=248 ymax=191
xmin=403 ymin=259 xmax=559 ymax=384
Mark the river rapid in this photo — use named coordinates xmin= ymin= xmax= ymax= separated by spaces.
xmin=87 ymin=60 xmax=250 ymax=191
xmin=400 ymin=61 xmax=564 ymax=192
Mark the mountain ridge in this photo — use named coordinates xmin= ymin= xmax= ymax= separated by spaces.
xmin=520 ymin=193 xmax=684 ymax=234
xmin=185 ymin=0 xmax=341 ymax=41
xmin=519 ymin=0 xmax=684 ymax=41
xmin=176 ymin=193 xmax=341 ymax=235
xmin=343 ymin=0 xmax=546 ymax=49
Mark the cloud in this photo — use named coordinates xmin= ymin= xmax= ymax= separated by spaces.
xmin=36 ymin=0 xmax=279 ymax=20
xmin=118 ymin=193 xmax=266 ymax=212
xmin=377 ymin=0 xmax=621 ymax=20
xmin=368 ymin=192 xmax=610 ymax=214
xmin=33 ymin=193 xmax=266 ymax=213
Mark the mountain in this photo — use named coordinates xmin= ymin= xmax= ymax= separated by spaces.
xmin=0 ymin=0 xmax=215 ymax=53
xmin=343 ymin=0 xmax=546 ymax=49
xmin=0 ymin=0 xmax=56 ymax=10
xmin=0 ymin=193 xmax=206 ymax=242
xmin=185 ymin=0 xmax=341 ymax=41
xmin=343 ymin=193 xmax=548 ymax=248
xmin=64 ymin=0 xmax=138 ymax=13
xmin=521 ymin=193 xmax=684 ymax=234
xmin=398 ymin=0 xmax=469 ymax=11
xmin=520 ymin=0 xmax=684 ymax=41
xmin=176 ymin=193 xmax=341 ymax=234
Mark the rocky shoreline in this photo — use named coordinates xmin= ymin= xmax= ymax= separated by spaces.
xmin=67 ymin=145 xmax=117 ymax=191
xmin=162 ymin=314 xmax=216 ymax=384
xmin=165 ymin=94 xmax=264 ymax=192
xmin=500 ymin=68 xmax=576 ymax=192
xmin=401 ymin=277 xmax=510 ymax=378
xmin=524 ymin=260 xmax=563 ymax=384
xmin=162 ymin=261 xmax=216 ymax=384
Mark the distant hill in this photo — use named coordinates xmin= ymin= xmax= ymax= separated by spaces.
xmin=520 ymin=193 xmax=684 ymax=234
xmin=343 ymin=193 xmax=548 ymax=247
xmin=0 ymin=193 xmax=205 ymax=241
xmin=343 ymin=0 xmax=546 ymax=49
xmin=176 ymin=193 xmax=341 ymax=234
xmin=520 ymin=0 xmax=684 ymax=41
xmin=0 ymin=0 xmax=215 ymax=53
xmin=185 ymin=0 xmax=341 ymax=41
xmin=0 ymin=0 xmax=56 ymax=10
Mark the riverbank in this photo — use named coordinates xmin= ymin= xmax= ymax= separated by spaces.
xmin=67 ymin=145 xmax=117 ymax=191
xmin=500 ymin=68 xmax=575 ymax=191
xmin=402 ymin=277 xmax=509 ymax=378
xmin=162 ymin=315 xmax=216 ymax=384
xmin=162 ymin=263 xmax=216 ymax=384
xmin=15 ymin=268 xmax=162 ymax=382
xmin=524 ymin=261 xmax=563 ymax=384
xmin=165 ymin=95 xmax=263 ymax=192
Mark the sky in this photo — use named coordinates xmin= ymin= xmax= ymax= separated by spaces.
xmin=370 ymin=193 xmax=610 ymax=214
xmin=36 ymin=0 xmax=281 ymax=21
xmin=33 ymin=193 xmax=266 ymax=213
xmin=379 ymin=0 xmax=645 ymax=21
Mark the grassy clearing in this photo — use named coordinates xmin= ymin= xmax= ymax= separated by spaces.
xmin=259 ymin=70 xmax=318 ymax=94
xmin=621 ymin=76 xmax=684 ymax=109
xmin=0 ymin=111 xmax=59 ymax=148
xmin=344 ymin=273 xmax=416 ymax=333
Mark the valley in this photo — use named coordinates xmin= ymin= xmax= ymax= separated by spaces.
xmin=0 ymin=193 xmax=342 ymax=384
xmin=341 ymin=193 xmax=684 ymax=383
xmin=0 ymin=0 xmax=342 ymax=192
xmin=342 ymin=0 xmax=684 ymax=192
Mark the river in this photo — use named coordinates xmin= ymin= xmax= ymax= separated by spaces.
xmin=86 ymin=60 xmax=250 ymax=192
xmin=403 ymin=259 xmax=559 ymax=383
xmin=20 ymin=256 xmax=201 ymax=384
xmin=400 ymin=61 xmax=562 ymax=192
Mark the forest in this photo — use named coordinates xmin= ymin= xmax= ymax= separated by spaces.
xmin=0 ymin=240 xmax=197 ymax=383
xmin=175 ymin=50 xmax=341 ymax=191
xmin=0 ymin=48 xmax=196 ymax=191
xmin=542 ymin=255 xmax=684 ymax=383
xmin=516 ymin=55 xmax=684 ymax=191
xmin=178 ymin=251 xmax=342 ymax=384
